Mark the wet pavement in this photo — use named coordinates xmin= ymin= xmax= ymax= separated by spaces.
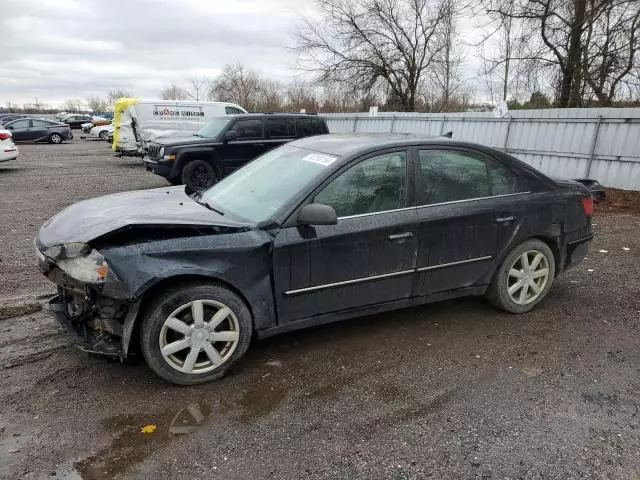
xmin=1 ymin=142 xmax=640 ymax=479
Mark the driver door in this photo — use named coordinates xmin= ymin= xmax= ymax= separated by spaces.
xmin=7 ymin=119 xmax=30 ymax=141
xmin=273 ymin=149 xmax=418 ymax=323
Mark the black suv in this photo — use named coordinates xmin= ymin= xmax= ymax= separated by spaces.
xmin=143 ymin=113 xmax=329 ymax=190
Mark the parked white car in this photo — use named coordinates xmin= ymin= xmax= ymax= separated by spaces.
xmin=90 ymin=124 xmax=114 ymax=141
xmin=0 ymin=126 xmax=19 ymax=162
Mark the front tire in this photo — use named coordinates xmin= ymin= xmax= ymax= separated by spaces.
xmin=139 ymin=283 xmax=252 ymax=385
xmin=99 ymin=130 xmax=108 ymax=141
xmin=181 ymin=160 xmax=216 ymax=191
xmin=48 ymin=133 xmax=63 ymax=144
xmin=486 ymin=239 xmax=556 ymax=313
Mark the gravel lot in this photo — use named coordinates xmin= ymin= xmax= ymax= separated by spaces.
xmin=1 ymin=141 xmax=640 ymax=480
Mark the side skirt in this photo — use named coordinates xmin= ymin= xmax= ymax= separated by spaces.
xmin=256 ymin=286 xmax=488 ymax=339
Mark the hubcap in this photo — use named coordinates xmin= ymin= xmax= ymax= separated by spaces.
xmin=159 ymin=299 xmax=240 ymax=374
xmin=507 ymin=250 xmax=550 ymax=305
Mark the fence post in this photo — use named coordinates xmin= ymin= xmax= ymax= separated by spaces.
xmin=390 ymin=115 xmax=396 ymax=133
xmin=503 ymin=116 xmax=513 ymax=150
xmin=353 ymin=116 xmax=359 ymax=133
xmin=440 ymin=116 xmax=446 ymax=135
xmin=585 ymin=115 xmax=603 ymax=178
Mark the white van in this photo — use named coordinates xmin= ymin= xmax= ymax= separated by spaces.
xmin=112 ymin=98 xmax=247 ymax=155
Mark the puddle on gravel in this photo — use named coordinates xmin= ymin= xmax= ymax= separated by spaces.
xmin=73 ymin=402 xmax=212 ymax=480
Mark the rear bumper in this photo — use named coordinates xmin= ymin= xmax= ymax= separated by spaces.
xmin=564 ymin=233 xmax=594 ymax=269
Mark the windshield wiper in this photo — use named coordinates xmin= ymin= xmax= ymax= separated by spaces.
xmin=201 ymin=201 xmax=225 ymax=215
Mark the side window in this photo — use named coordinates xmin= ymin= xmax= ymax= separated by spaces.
xmin=311 ymin=118 xmax=327 ymax=134
xmin=229 ymin=119 xmax=263 ymax=139
xmin=10 ymin=120 xmax=29 ymax=129
xmin=267 ymin=118 xmax=293 ymax=138
xmin=418 ymin=149 xmax=518 ymax=205
xmin=295 ymin=118 xmax=312 ymax=137
xmin=225 ymin=106 xmax=244 ymax=114
xmin=488 ymin=160 xmax=519 ymax=195
xmin=315 ymin=151 xmax=407 ymax=217
xmin=31 ymin=120 xmax=47 ymax=127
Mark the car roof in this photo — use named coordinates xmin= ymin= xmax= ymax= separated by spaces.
xmin=229 ymin=113 xmax=322 ymax=119
xmin=287 ymin=133 xmax=479 ymax=157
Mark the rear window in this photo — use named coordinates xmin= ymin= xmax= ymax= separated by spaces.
xmin=295 ymin=117 xmax=326 ymax=137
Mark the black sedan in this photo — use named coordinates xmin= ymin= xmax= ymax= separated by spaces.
xmin=35 ymin=134 xmax=594 ymax=385
xmin=5 ymin=118 xmax=72 ymax=144
xmin=61 ymin=114 xmax=92 ymax=129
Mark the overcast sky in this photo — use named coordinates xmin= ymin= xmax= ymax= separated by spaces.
xmin=0 ymin=0 xmax=314 ymax=107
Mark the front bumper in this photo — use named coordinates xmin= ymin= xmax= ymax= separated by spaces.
xmin=37 ymin=247 xmax=140 ymax=358
xmin=143 ymin=156 xmax=173 ymax=177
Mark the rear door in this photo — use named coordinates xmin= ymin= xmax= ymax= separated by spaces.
xmin=265 ymin=117 xmax=295 ymax=150
xmin=30 ymin=120 xmax=50 ymax=140
xmin=273 ymin=149 xmax=418 ymax=322
xmin=218 ymin=118 xmax=265 ymax=174
xmin=412 ymin=147 xmax=529 ymax=296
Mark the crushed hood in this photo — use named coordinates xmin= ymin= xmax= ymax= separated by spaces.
xmin=37 ymin=186 xmax=250 ymax=247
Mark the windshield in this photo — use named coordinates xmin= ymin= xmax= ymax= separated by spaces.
xmin=200 ymin=145 xmax=338 ymax=223
xmin=195 ymin=118 xmax=230 ymax=138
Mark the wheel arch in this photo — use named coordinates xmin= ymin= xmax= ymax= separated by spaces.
xmin=176 ymin=149 xmax=219 ymax=172
xmin=124 ymin=273 xmax=255 ymax=356
xmin=529 ymin=234 xmax=562 ymax=275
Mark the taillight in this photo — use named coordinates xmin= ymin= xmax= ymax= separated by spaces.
xmin=0 ymin=132 xmax=10 ymax=140
xmin=581 ymin=196 xmax=593 ymax=216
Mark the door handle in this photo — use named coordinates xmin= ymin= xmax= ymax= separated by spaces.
xmin=388 ymin=232 xmax=414 ymax=241
xmin=495 ymin=216 xmax=515 ymax=224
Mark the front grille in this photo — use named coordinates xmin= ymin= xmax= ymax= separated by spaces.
xmin=147 ymin=144 xmax=161 ymax=158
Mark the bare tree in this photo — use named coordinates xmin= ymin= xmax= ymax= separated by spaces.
xmin=482 ymin=0 xmax=640 ymax=107
xmin=159 ymin=84 xmax=190 ymax=100
xmin=295 ymin=0 xmax=447 ymax=111
xmin=582 ymin=0 xmax=640 ymax=105
xmin=209 ymin=64 xmax=262 ymax=110
xmin=64 ymin=98 xmax=85 ymax=112
xmin=432 ymin=0 xmax=465 ymax=111
xmin=107 ymin=89 xmax=132 ymax=104
xmin=86 ymin=96 xmax=108 ymax=112
xmin=186 ymin=75 xmax=208 ymax=101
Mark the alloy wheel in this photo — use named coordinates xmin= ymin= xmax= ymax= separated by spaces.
xmin=50 ymin=133 xmax=62 ymax=144
xmin=506 ymin=250 xmax=550 ymax=305
xmin=159 ymin=300 xmax=240 ymax=374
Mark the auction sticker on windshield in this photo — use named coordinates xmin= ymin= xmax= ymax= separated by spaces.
xmin=303 ymin=153 xmax=337 ymax=167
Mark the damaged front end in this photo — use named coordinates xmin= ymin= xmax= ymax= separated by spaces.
xmin=36 ymin=241 xmax=139 ymax=358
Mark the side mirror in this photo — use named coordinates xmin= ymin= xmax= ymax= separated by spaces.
xmin=223 ymin=131 xmax=237 ymax=142
xmin=298 ymin=203 xmax=337 ymax=226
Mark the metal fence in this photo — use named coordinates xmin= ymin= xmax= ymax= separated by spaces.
xmin=322 ymin=108 xmax=640 ymax=190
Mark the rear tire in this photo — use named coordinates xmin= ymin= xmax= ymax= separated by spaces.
xmin=181 ymin=160 xmax=216 ymax=191
xmin=486 ymin=239 xmax=556 ymax=313
xmin=48 ymin=133 xmax=63 ymax=144
xmin=139 ymin=282 xmax=252 ymax=385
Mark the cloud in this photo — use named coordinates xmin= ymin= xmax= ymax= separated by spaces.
xmin=0 ymin=0 xmax=314 ymax=107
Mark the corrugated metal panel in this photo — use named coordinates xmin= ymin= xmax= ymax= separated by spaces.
xmin=322 ymin=109 xmax=640 ymax=190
